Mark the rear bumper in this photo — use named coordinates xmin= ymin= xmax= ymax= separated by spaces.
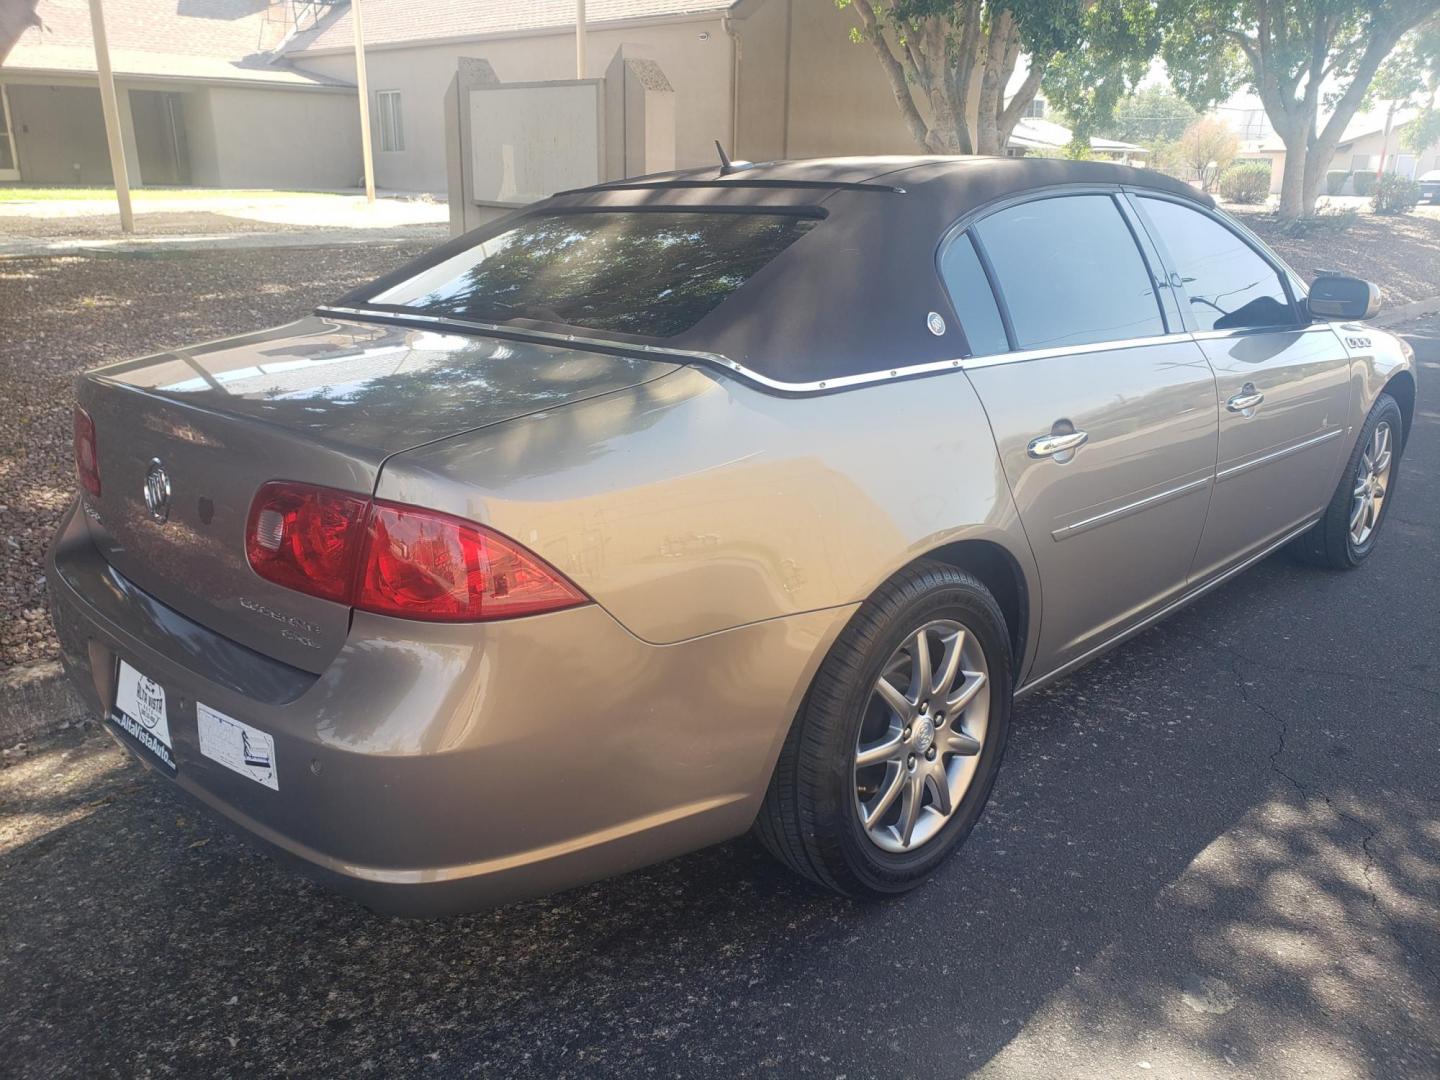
xmin=48 ymin=500 xmax=851 ymax=915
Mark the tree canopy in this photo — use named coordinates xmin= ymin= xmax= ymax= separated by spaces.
xmin=1162 ymin=0 xmax=1439 ymax=217
xmin=837 ymin=0 xmax=1166 ymax=155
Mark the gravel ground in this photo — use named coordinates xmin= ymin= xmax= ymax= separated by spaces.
xmin=0 ymin=242 xmax=433 ymax=668
xmin=1229 ymin=205 xmax=1440 ymax=304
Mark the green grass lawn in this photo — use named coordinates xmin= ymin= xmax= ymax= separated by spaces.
xmin=0 ymin=186 xmax=344 ymax=203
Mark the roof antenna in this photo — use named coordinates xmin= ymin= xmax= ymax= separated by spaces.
xmin=715 ymin=139 xmax=753 ymax=176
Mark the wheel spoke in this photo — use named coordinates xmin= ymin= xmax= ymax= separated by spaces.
xmin=875 ymin=676 xmax=912 ymax=720
xmin=911 ymin=630 xmax=933 ymax=702
xmin=864 ymin=764 xmax=905 ymax=827
xmin=926 ymin=768 xmax=954 ymax=816
xmin=931 ymin=629 xmax=966 ymax=699
xmin=945 ymin=730 xmax=982 ymax=756
xmin=897 ymin=773 xmax=924 ymax=847
xmin=1350 ymin=496 xmax=1367 ymax=528
xmin=856 ymin=726 xmax=904 ymax=768
xmin=946 ymin=670 xmax=988 ymax=714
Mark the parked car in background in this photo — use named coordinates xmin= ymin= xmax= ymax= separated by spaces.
xmin=49 ymin=157 xmax=1415 ymax=914
xmin=1419 ymin=169 xmax=1440 ymax=202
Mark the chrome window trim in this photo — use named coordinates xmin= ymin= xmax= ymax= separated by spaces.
xmin=1050 ymin=476 xmax=1212 ymax=542
xmin=318 ymin=307 xmax=1218 ymax=394
xmin=1215 ymin=428 xmax=1345 ymax=482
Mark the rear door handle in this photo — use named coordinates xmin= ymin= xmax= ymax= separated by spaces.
xmin=1027 ymin=430 xmax=1089 ymax=458
xmin=1227 ymin=385 xmax=1265 ymax=412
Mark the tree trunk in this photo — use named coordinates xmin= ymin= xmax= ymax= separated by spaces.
xmin=1277 ymin=138 xmax=1308 ymax=220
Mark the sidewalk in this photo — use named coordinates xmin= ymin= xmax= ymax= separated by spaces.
xmin=0 ymin=188 xmax=450 ymax=257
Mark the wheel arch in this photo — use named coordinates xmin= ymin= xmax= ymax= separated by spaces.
xmin=909 ymin=538 xmax=1033 ymax=682
xmin=1383 ymin=369 xmax=1416 ymax=450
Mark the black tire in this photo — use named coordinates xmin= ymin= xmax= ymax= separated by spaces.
xmin=1290 ymin=393 xmax=1404 ymax=569
xmin=754 ymin=561 xmax=1012 ymax=897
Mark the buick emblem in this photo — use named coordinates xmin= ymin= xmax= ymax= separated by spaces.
xmin=143 ymin=459 xmax=171 ymax=523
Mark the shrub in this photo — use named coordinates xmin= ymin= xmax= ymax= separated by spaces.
xmin=1325 ymin=170 xmax=1351 ymax=196
xmin=1219 ymin=162 xmax=1271 ymax=203
xmin=1352 ymin=171 xmax=1377 ymax=196
xmin=1372 ymin=173 xmax=1422 ymax=215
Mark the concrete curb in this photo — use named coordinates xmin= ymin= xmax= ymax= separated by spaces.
xmin=1 ymin=660 xmax=85 ymax=749
xmin=1375 ymin=294 xmax=1440 ymax=328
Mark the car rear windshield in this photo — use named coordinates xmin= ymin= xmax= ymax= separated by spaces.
xmin=367 ymin=210 xmax=819 ymax=339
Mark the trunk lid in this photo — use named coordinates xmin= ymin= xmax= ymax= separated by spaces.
xmin=76 ymin=315 xmax=676 ymax=672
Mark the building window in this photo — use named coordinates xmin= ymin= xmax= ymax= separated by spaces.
xmin=377 ymin=90 xmax=404 ymax=152
xmin=1023 ymin=97 xmax=1046 ymax=119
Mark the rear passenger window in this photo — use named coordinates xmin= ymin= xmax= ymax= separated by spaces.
xmin=1136 ymin=197 xmax=1297 ymax=332
xmin=940 ymin=233 xmax=1009 ymax=357
xmin=975 ymin=195 xmax=1165 ymax=350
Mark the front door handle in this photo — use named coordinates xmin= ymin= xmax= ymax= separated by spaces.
xmin=1027 ymin=430 xmax=1089 ymax=458
xmin=1227 ymin=385 xmax=1265 ymax=413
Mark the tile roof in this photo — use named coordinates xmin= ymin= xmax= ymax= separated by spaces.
xmin=2 ymin=0 xmax=351 ymax=86
xmin=286 ymin=0 xmax=737 ymax=53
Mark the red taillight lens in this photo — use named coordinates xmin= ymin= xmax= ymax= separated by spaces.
xmin=356 ymin=501 xmax=588 ymax=621
xmin=74 ymin=406 xmax=101 ymax=496
xmin=244 ymin=482 xmax=588 ymax=622
xmin=245 ymin=481 xmax=370 ymax=603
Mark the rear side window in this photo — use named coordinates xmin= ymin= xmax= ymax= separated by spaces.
xmin=368 ymin=211 xmax=817 ymax=339
xmin=939 ymin=233 xmax=1009 ymax=357
xmin=975 ymin=194 xmax=1165 ymax=350
xmin=1136 ymin=197 xmax=1297 ymax=332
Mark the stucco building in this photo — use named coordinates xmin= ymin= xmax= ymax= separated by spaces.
xmin=1 ymin=0 xmax=1141 ymax=193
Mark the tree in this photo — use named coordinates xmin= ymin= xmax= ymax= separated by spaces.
xmin=1368 ymin=34 xmax=1427 ymax=173
xmin=836 ymin=0 xmax=1165 ymax=156
xmin=1106 ymin=85 xmax=1199 ymax=145
xmin=0 ymin=0 xmax=42 ymax=65
xmin=1400 ymin=21 xmax=1440 ymax=155
xmin=1176 ymin=116 xmax=1240 ymax=190
xmin=1164 ymin=1 xmax=1439 ymax=220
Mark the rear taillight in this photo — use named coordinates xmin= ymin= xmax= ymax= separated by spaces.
xmin=245 ymin=481 xmax=588 ymax=622
xmin=74 ymin=406 xmax=101 ymax=496
xmin=245 ymin=482 xmax=370 ymax=604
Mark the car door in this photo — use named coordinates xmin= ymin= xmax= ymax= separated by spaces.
xmin=945 ymin=192 xmax=1219 ymax=680
xmin=1129 ymin=194 xmax=1352 ymax=580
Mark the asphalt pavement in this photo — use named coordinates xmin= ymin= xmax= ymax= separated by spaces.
xmin=1 ymin=322 xmax=1437 ymax=1080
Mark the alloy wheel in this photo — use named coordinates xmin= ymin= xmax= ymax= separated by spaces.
xmin=853 ymin=619 xmax=990 ymax=853
xmin=1350 ymin=420 xmax=1394 ymax=548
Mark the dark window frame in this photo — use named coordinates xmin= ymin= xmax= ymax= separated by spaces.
xmin=1123 ymin=191 xmax=1304 ymax=334
xmin=935 ymin=187 xmax=1174 ymax=356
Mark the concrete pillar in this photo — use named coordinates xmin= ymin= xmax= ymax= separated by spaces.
xmin=603 ymin=46 xmax=675 ymax=182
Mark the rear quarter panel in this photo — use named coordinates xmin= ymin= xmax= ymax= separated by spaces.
xmin=376 ymin=365 xmax=1039 ymax=663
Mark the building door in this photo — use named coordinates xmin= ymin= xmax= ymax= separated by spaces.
xmin=130 ymin=90 xmax=190 ymax=186
xmin=0 ymin=86 xmax=20 ymax=181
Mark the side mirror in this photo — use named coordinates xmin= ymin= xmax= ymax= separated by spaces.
xmin=1307 ymin=274 xmax=1382 ymax=321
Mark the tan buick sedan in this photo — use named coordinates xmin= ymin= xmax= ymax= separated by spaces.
xmin=49 ymin=157 xmax=1415 ymax=914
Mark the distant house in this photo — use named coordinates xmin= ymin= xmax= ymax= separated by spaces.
xmin=1 ymin=0 xmax=1143 ymax=194
xmin=0 ymin=0 xmax=362 ymax=187
xmin=1236 ymin=107 xmax=1440 ymax=196
xmin=1004 ymin=101 xmax=1147 ymax=164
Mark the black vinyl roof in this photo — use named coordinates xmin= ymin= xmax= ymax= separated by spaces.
xmin=337 ymin=156 xmax=1214 ymax=388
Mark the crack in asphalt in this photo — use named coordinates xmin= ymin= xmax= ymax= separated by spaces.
xmin=1227 ymin=649 xmax=1437 ymax=992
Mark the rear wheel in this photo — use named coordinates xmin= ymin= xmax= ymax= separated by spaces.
xmin=755 ymin=562 xmax=1012 ymax=897
xmin=1291 ymin=393 xmax=1403 ymax=569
